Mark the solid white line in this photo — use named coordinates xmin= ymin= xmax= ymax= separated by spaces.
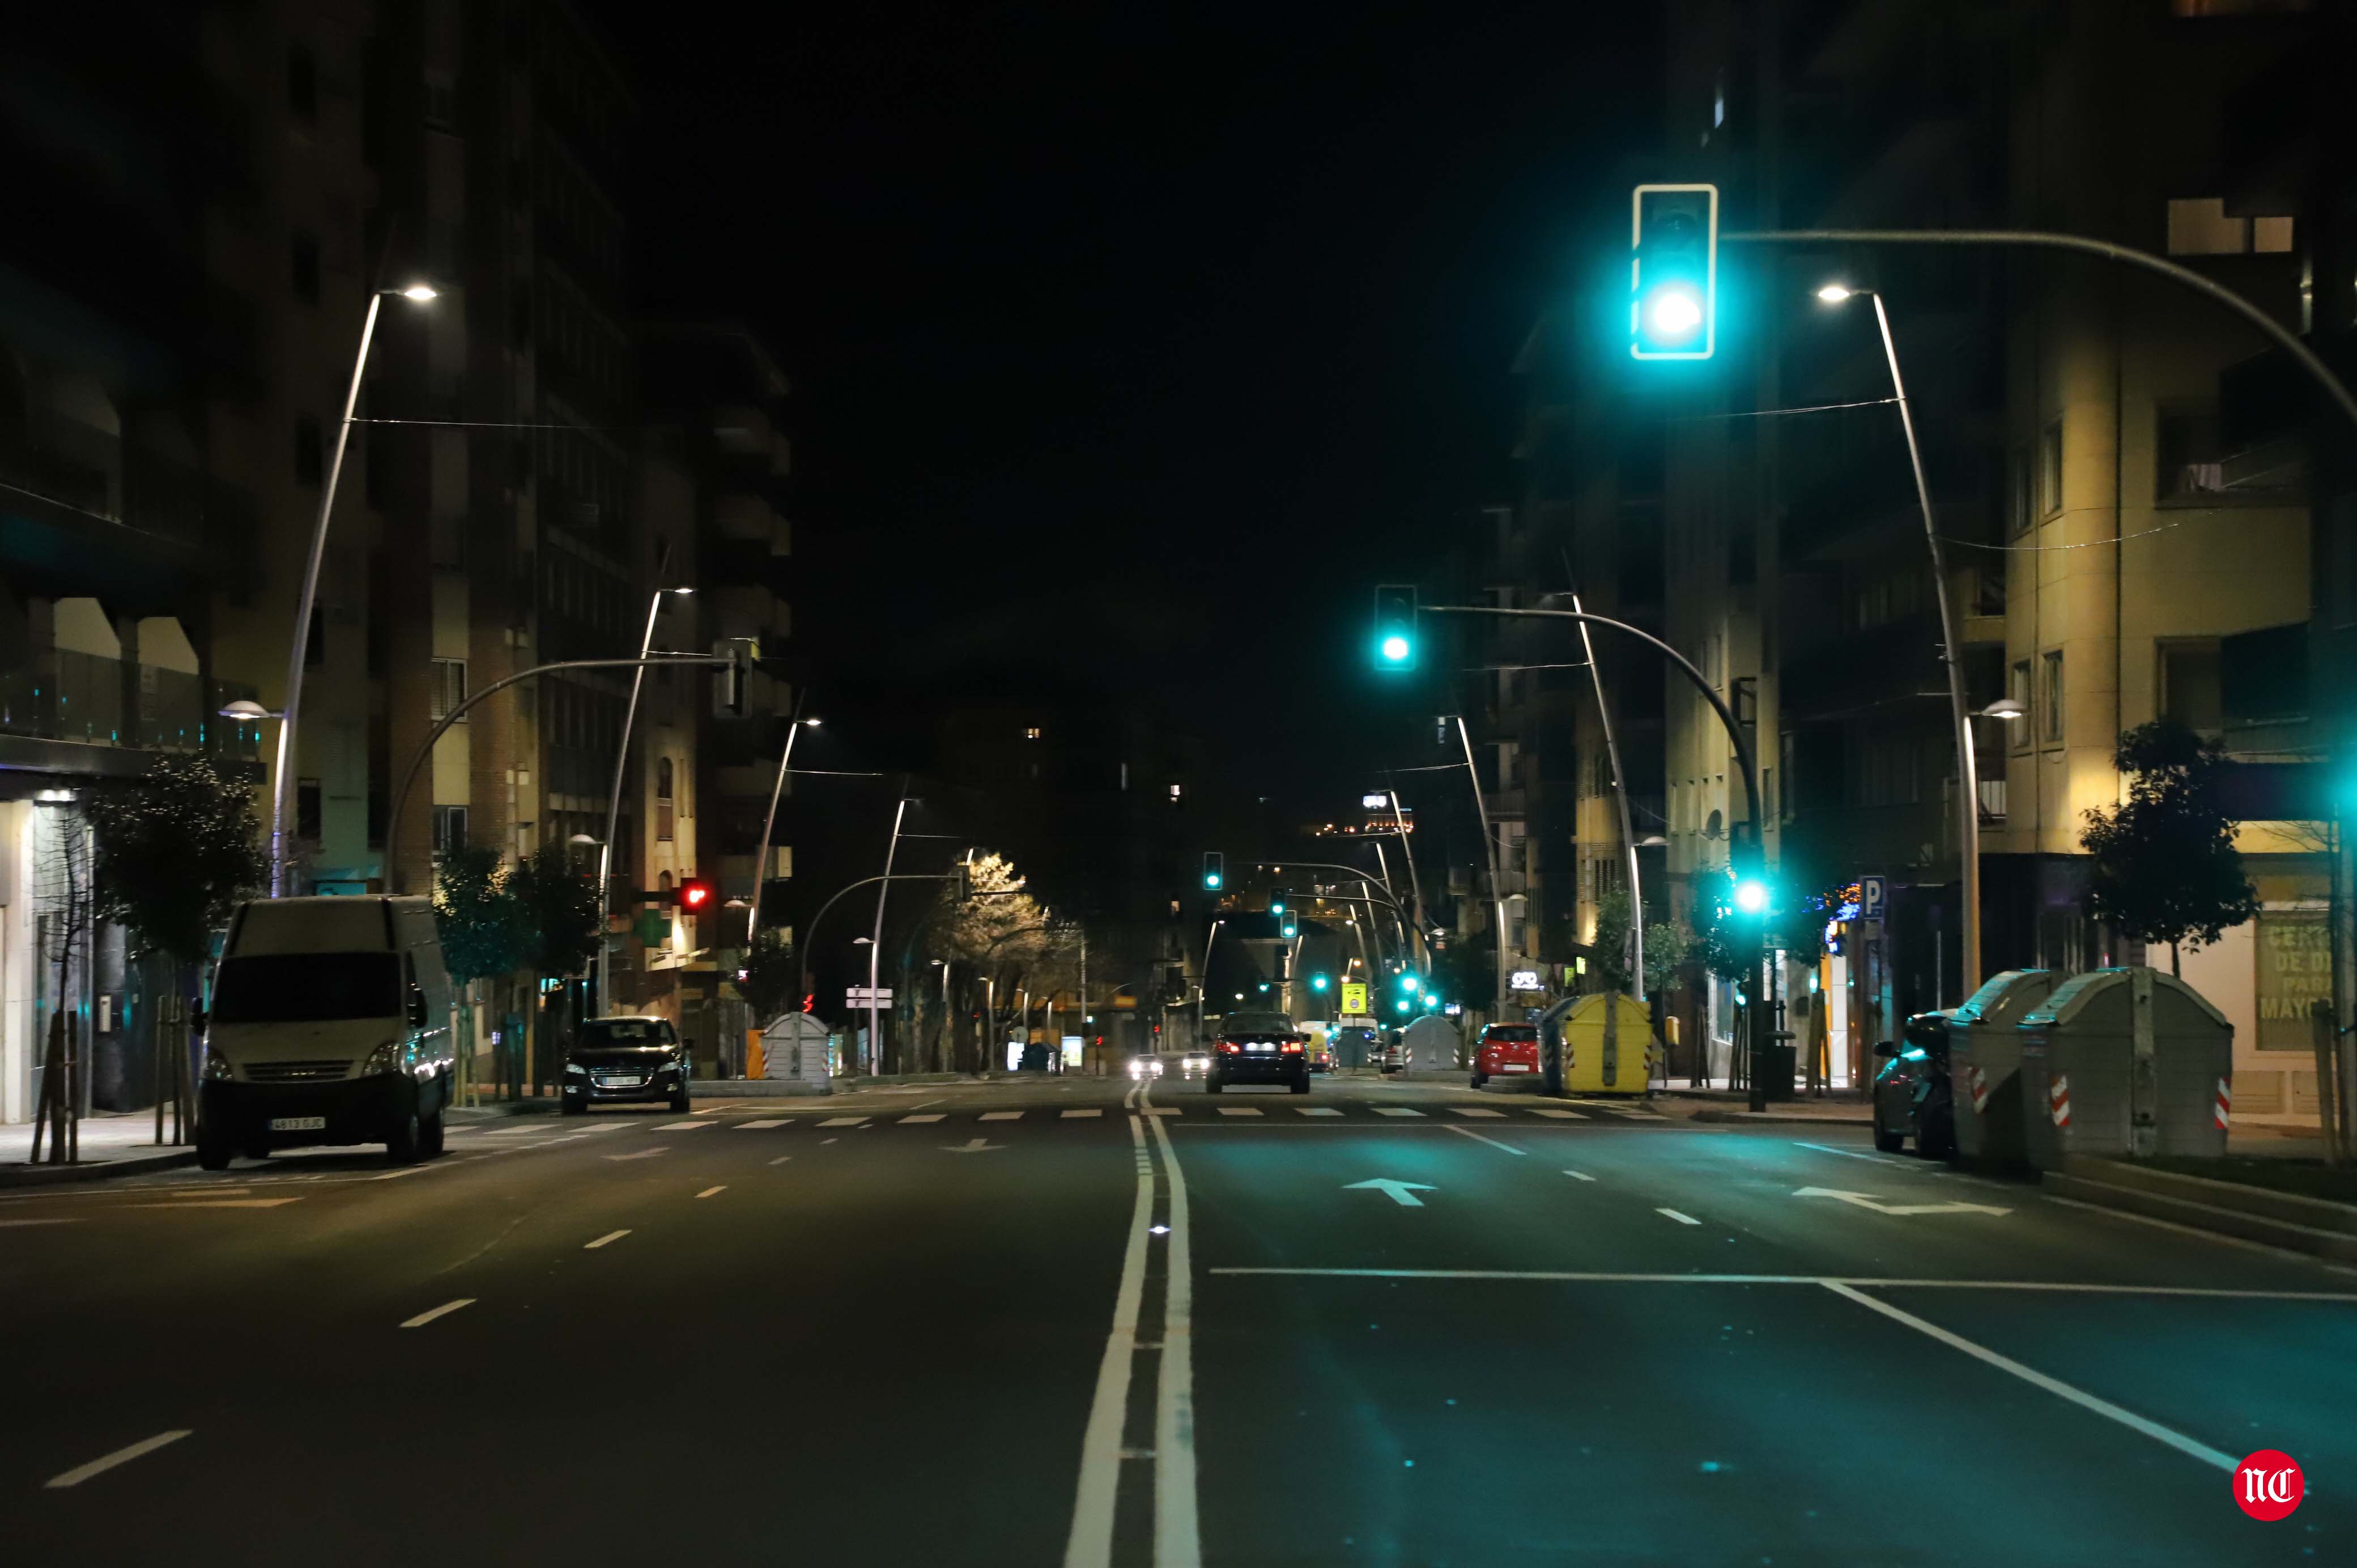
xmin=1202 ymin=1268 xmax=2357 ymax=1302
xmin=1562 ymin=1169 xmax=1597 ymax=1182
xmin=1657 ymin=1208 xmax=1701 ymax=1225
xmin=128 ymin=1198 xmax=302 ymax=1209
xmin=656 ymin=1120 xmax=712 ymax=1131
xmin=400 ymin=1298 xmax=475 ymax=1329
xmin=737 ymin=1119 xmax=789 ymax=1130
xmin=1062 ymin=1108 xmax=1104 ymax=1119
xmin=1796 ymin=1140 xmax=1917 ymax=1168
xmin=980 ymin=1111 xmax=1023 ymax=1122
xmin=696 ymin=1185 xmax=727 ymax=1199
xmin=1822 ymin=1281 xmax=2236 ymax=1470
xmin=0 ymin=1217 xmax=84 ymax=1228
xmin=584 ymin=1229 xmax=631 ymax=1250
xmin=900 ymin=1114 xmax=946 ymax=1124
xmin=1146 ymin=1100 xmax=1203 ymax=1567
xmin=1062 ymin=1115 xmax=1153 ymax=1568
xmin=45 ymin=1430 xmax=192 ymax=1489
xmin=1123 ymin=1084 xmax=1140 ymax=1110
xmin=1444 ymin=1124 xmax=1526 ymax=1156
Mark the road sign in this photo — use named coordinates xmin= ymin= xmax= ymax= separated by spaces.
xmin=1858 ymin=875 xmax=1887 ymax=922
xmin=1341 ymin=982 xmax=1368 ymax=1015
xmin=846 ymin=986 xmax=894 ymax=1004
xmin=1343 ymin=1178 xmax=1436 ymax=1208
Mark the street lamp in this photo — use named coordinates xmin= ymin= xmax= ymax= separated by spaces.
xmin=596 ymin=585 xmax=696 ymax=1013
xmin=867 ymin=793 xmax=915 ymax=1072
xmin=1819 ymin=280 xmax=1984 ymax=994
xmin=271 ymin=282 xmax=438 ymax=897
xmin=745 ymin=702 xmax=822 ymax=956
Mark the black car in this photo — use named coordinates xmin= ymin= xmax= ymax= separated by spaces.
xmin=1209 ymin=1026 xmax=1311 ymax=1094
xmin=1871 ymin=1009 xmax=1955 ymax=1157
xmin=562 ymin=1016 xmax=690 ymax=1113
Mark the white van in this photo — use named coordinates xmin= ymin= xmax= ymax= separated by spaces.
xmin=195 ymin=896 xmax=456 ymax=1169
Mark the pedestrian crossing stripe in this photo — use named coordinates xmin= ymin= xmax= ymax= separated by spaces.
xmin=1373 ymin=1108 xmax=1425 ymax=1118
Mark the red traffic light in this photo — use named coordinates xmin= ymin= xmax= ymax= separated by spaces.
xmin=677 ymin=877 xmax=714 ymax=913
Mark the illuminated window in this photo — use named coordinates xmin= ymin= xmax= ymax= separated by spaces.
xmin=1024 ymin=726 xmax=1042 ymax=740
xmin=2165 ymin=197 xmax=2294 ymax=256
xmin=1168 ymin=783 xmax=1183 ymax=802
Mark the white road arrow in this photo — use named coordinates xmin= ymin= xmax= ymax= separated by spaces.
xmin=1344 ymin=1178 xmax=1439 ymax=1208
xmin=943 ymin=1138 xmax=1005 ymax=1154
xmin=1793 ymin=1186 xmax=2010 ymax=1217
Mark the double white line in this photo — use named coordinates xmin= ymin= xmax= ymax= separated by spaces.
xmin=1064 ymin=1084 xmax=1201 ymax=1568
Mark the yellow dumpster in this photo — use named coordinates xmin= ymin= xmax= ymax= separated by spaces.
xmin=1560 ymin=992 xmax=1652 ymax=1094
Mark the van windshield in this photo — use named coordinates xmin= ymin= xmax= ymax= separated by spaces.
xmin=211 ymin=953 xmax=402 ymax=1024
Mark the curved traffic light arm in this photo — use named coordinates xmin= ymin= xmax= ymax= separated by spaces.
xmin=1422 ymin=605 xmax=1763 ymax=865
xmin=385 ymin=653 xmax=732 ymax=894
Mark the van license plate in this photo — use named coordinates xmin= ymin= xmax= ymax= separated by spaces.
xmin=269 ymin=1116 xmax=326 ymax=1132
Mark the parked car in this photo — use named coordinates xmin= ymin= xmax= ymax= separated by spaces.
xmin=563 ymin=1016 xmax=690 ymax=1113
xmin=1871 ymin=1009 xmax=1956 ymax=1158
xmin=1375 ymin=1032 xmax=1406 ymax=1073
xmin=1471 ymin=1022 xmax=1540 ymax=1088
xmin=196 ymin=896 xmax=456 ymax=1168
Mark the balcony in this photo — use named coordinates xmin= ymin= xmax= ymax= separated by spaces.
xmin=712 ymin=492 xmax=776 ymax=543
xmin=0 ymin=656 xmax=259 ymax=774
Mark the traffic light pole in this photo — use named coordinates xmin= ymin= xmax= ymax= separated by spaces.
xmin=383 ymin=653 xmax=731 ymax=900
xmin=1426 ymin=606 xmax=1773 ymax=1106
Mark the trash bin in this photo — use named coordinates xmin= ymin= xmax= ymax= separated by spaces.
xmin=2018 ymin=968 xmax=2233 ymax=1170
xmin=1948 ymin=969 xmax=2058 ymax=1168
xmin=1755 ymin=1038 xmax=1797 ymax=1102
xmin=1399 ymin=1015 xmax=1462 ymax=1075
xmin=1553 ymin=992 xmax=1652 ymax=1094
xmin=761 ymin=1012 xmax=835 ymax=1094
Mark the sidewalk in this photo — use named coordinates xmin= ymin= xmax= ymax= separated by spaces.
xmin=3 ymin=1110 xmax=196 ymax=1187
xmin=1648 ymin=1089 xmax=1874 ymax=1126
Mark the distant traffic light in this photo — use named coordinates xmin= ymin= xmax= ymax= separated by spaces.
xmin=1372 ymin=585 xmax=1418 ymax=672
xmin=1311 ymin=973 xmax=1330 ymax=992
xmin=1269 ymin=894 xmax=1286 ymax=916
xmin=1280 ymin=909 xmax=1299 ymax=940
xmin=1733 ymin=876 xmax=1770 ymax=915
xmin=1630 ymin=184 xmax=1718 ymax=360
xmin=1201 ymin=851 xmax=1224 ymax=890
xmin=1400 ymin=974 xmax=1420 ymax=995
xmin=677 ymin=877 xmax=714 ymax=914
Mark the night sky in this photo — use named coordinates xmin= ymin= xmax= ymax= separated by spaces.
xmin=604 ymin=3 xmax=1657 ymax=814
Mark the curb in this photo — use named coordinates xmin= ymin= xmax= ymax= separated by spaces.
xmin=2043 ymin=1169 xmax=2357 ymax=1265
xmin=0 ymin=1148 xmax=199 ymax=1188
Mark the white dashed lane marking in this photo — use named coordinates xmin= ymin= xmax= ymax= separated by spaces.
xmin=400 ymin=1298 xmax=475 ymax=1329
xmin=1373 ymin=1108 xmax=1425 ymax=1118
xmin=819 ymin=1117 xmax=868 ymax=1127
xmin=1216 ymin=1107 xmax=1263 ymax=1117
xmin=979 ymin=1111 xmax=1023 ymax=1122
xmin=900 ymin=1114 xmax=946 ymax=1124
xmin=1452 ymin=1108 xmax=1507 ymax=1119
xmin=584 ymin=1230 xmax=631 ymax=1250
xmin=1657 ymin=1208 xmax=1701 ymax=1225
xmin=45 ymin=1430 xmax=192 ymax=1490
xmin=1297 ymin=1107 xmax=1343 ymax=1117
xmin=1062 ymin=1109 xmax=1103 ymax=1119
xmin=696 ymin=1186 xmax=727 ymax=1199
xmin=737 ymin=1119 xmax=789 ymax=1130
xmin=656 ymin=1120 xmax=712 ymax=1131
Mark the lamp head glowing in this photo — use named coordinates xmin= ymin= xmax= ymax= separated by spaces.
xmin=1815 ymin=284 xmax=1856 ymax=305
xmin=399 ymin=283 xmax=439 ymax=302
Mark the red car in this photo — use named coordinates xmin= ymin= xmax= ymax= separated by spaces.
xmin=1471 ymin=1023 xmax=1540 ymax=1088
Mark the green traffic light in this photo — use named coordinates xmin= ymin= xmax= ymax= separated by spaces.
xmin=1734 ymin=877 xmax=1770 ymax=914
xmin=1394 ymin=998 xmax=1410 ymax=1013
xmin=1400 ymin=974 xmax=1419 ymax=994
xmin=1204 ymin=872 xmax=1222 ymax=889
xmin=1311 ymin=974 xmax=1329 ymax=991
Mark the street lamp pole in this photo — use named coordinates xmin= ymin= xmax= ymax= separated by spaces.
xmin=1196 ymin=918 xmax=1223 ymax=1042
xmin=1819 ymin=284 xmax=1980 ymax=993
xmin=1559 ymin=577 xmax=1648 ymax=1015
xmin=867 ymin=791 xmax=913 ymax=1072
xmin=744 ymin=692 xmax=815 ymax=955
xmin=1454 ymin=714 xmax=1511 ymax=1025
xmin=273 ymin=283 xmax=436 ymax=897
xmin=597 ymin=586 xmax=692 ymax=1014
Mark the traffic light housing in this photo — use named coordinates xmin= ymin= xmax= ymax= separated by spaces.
xmin=1280 ymin=909 xmax=1299 ymax=940
xmin=1372 ymin=585 xmax=1418 ymax=672
xmin=711 ymin=638 xmax=756 ymax=717
xmin=676 ymin=877 xmax=715 ymax=915
xmin=1202 ymin=851 xmax=1224 ymax=890
xmin=955 ymin=859 xmax=975 ymax=901
xmin=1630 ymin=184 xmax=1718 ymax=360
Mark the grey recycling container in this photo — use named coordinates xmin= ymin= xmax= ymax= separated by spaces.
xmin=1948 ymin=969 xmax=2058 ymax=1168
xmin=2018 ymin=968 xmax=2233 ymax=1170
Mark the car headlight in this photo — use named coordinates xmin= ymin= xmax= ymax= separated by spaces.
xmin=363 ymin=1038 xmax=405 ymax=1075
xmin=563 ymin=1061 xmax=588 ymax=1077
xmin=202 ymin=1052 xmax=234 ymax=1081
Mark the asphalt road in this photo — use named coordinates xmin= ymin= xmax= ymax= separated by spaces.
xmin=1 ymin=1070 xmax=2349 ymax=1566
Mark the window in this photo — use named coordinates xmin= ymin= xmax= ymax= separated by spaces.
xmin=2165 ymin=197 xmax=2294 ymax=256
xmin=287 ymin=43 xmax=317 ymax=123
xmin=2039 ymin=422 xmax=2064 ymax=517
xmin=297 ymin=779 xmax=322 ymax=842
xmin=2040 ymin=650 xmax=2065 ymax=745
xmin=291 ymin=232 xmax=320 ymax=304
xmin=2010 ymin=659 xmax=2032 ymax=749
xmin=432 ymin=804 xmax=469 ymax=855
xmin=1778 ymin=730 xmax=1797 ymax=821
xmin=2156 ymin=406 xmax=2225 ymax=499
xmin=2009 ymin=449 xmax=2032 ymax=535
xmin=1168 ymin=782 xmax=1183 ymax=802
xmin=295 ymin=416 xmax=324 ymax=485
xmin=656 ymin=756 xmax=674 ymax=842
xmin=431 ymin=659 xmax=467 ymax=722
xmin=2160 ymin=641 xmax=2223 ymax=736
xmin=1024 ymin=726 xmax=1042 ymax=740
